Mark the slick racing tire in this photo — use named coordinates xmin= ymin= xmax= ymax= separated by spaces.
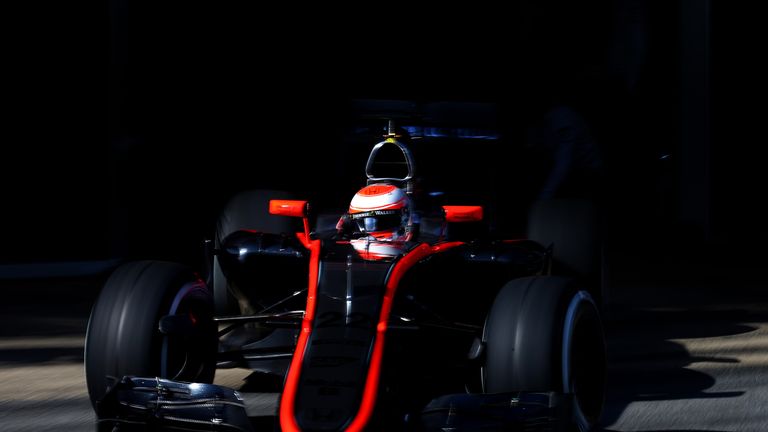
xmin=85 ymin=261 xmax=216 ymax=408
xmin=483 ymin=276 xmax=606 ymax=431
xmin=213 ymin=189 xmax=297 ymax=315
xmin=527 ymin=198 xmax=609 ymax=310
xmin=527 ymin=198 xmax=598 ymax=277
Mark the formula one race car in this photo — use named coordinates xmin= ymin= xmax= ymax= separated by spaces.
xmin=85 ymin=121 xmax=607 ymax=431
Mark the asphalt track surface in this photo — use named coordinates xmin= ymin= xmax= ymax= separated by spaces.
xmin=1 ymin=275 xmax=767 ymax=431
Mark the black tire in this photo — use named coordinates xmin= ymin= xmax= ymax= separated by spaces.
xmin=527 ymin=198 xmax=609 ymax=310
xmin=213 ymin=189 xmax=297 ymax=314
xmin=527 ymin=199 xmax=598 ymax=276
xmin=85 ymin=261 xmax=217 ymax=408
xmin=483 ymin=276 xmax=606 ymax=431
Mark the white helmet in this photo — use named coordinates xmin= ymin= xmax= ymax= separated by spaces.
xmin=348 ymin=183 xmax=412 ymax=242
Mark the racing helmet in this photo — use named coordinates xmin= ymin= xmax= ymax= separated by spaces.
xmin=348 ymin=183 xmax=412 ymax=241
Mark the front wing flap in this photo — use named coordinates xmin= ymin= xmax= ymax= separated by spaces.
xmin=96 ymin=377 xmax=572 ymax=431
xmin=416 ymin=391 xmax=573 ymax=432
xmin=95 ymin=376 xmax=254 ymax=432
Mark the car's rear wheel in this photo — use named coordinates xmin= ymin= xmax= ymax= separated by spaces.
xmin=483 ymin=276 xmax=606 ymax=431
xmin=527 ymin=198 xmax=609 ymax=311
xmin=84 ymin=261 xmax=216 ymax=408
xmin=213 ymin=189 xmax=297 ymax=315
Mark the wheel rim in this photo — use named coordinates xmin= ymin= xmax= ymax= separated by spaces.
xmin=160 ymin=280 xmax=213 ymax=381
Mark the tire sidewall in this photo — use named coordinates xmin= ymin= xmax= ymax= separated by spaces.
xmin=483 ymin=276 xmax=605 ymax=431
xmin=85 ymin=261 xmax=215 ymax=407
xmin=561 ymin=290 xmax=605 ymax=431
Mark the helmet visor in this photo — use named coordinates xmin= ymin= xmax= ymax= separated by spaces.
xmin=351 ymin=210 xmax=403 ymax=233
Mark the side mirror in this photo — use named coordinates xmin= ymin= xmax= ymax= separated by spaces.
xmin=269 ymin=200 xmax=312 ymax=247
xmin=443 ymin=206 xmax=483 ymax=223
xmin=269 ymin=200 xmax=309 ymax=218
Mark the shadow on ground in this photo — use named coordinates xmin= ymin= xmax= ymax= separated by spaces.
xmin=600 ymin=305 xmax=764 ymax=428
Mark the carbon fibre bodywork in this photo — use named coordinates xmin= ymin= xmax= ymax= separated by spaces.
xmin=95 ymin=233 xmax=561 ymax=432
xmin=213 ymin=230 xmax=550 ymax=431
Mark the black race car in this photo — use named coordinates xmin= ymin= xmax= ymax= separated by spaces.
xmin=85 ymin=121 xmax=606 ymax=431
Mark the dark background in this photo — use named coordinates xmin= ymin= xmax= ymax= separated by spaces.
xmin=3 ymin=0 xmax=765 ymax=285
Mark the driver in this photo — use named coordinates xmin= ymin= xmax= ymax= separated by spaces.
xmin=339 ymin=183 xmax=413 ymax=243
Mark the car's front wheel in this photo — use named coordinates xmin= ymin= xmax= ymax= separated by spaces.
xmin=84 ymin=261 xmax=217 ymax=408
xmin=483 ymin=276 xmax=606 ymax=431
